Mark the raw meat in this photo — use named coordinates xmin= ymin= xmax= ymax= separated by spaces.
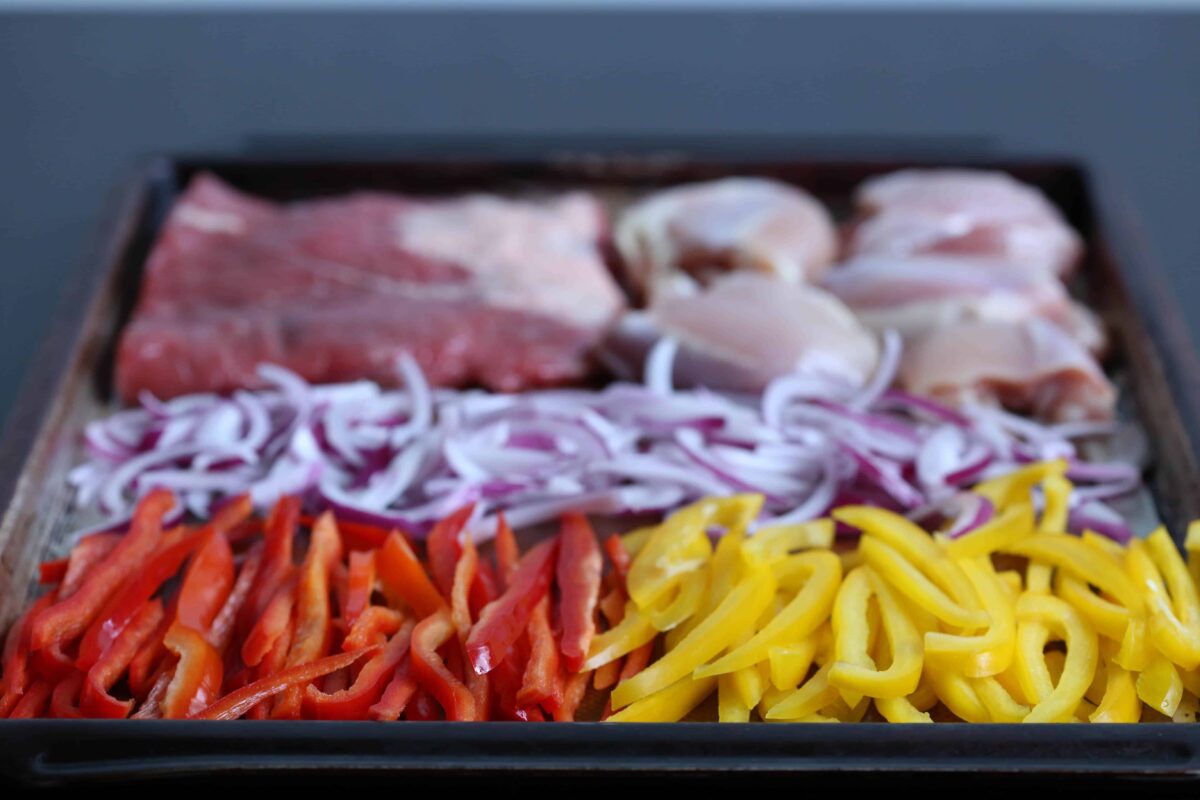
xmin=603 ymin=273 xmax=879 ymax=393
xmin=821 ymin=254 xmax=1106 ymax=354
xmin=847 ymin=169 xmax=1083 ymax=277
xmin=898 ymin=319 xmax=1116 ymax=422
xmin=615 ymin=177 xmax=838 ymax=299
xmin=116 ymin=174 xmax=626 ymax=400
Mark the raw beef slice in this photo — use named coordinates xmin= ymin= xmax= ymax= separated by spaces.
xmin=116 ymin=174 xmax=626 ymax=400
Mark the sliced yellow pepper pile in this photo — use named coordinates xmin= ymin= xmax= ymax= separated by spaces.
xmin=591 ymin=461 xmax=1200 ymax=723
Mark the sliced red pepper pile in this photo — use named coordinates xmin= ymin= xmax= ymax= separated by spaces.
xmin=0 ymin=493 xmax=619 ymax=721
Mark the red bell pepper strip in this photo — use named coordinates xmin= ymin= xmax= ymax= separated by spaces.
xmin=131 ymin=663 xmax=173 ymax=719
xmin=30 ymin=489 xmax=174 ymax=653
xmin=593 ymin=658 xmax=621 ymax=691
xmin=160 ymin=622 xmax=225 ymax=719
xmin=556 ymin=513 xmax=602 ymax=673
xmin=60 ymin=533 xmax=121 ymax=597
xmin=240 ymin=495 xmax=299 ymax=633
xmin=246 ymin=617 xmax=293 ymax=719
xmin=451 ymin=537 xmax=479 ymax=637
xmin=377 ymin=531 xmax=446 ymax=618
xmin=516 ymin=595 xmax=563 ymax=711
xmin=49 ymin=672 xmax=84 ymax=719
xmin=470 ymin=561 xmax=498 ymax=621
xmin=176 ymin=531 xmax=239 ymax=635
xmin=300 ymin=513 xmax=393 ymax=552
xmin=466 ymin=537 xmax=559 ymax=675
xmin=411 ymin=609 xmax=476 ymax=721
xmin=80 ymin=598 xmax=164 ymax=718
xmin=553 ymin=669 xmax=592 ymax=722
xmin=0 ymin=591 xmax=56 ymax=716
xmin=405 ymin=687 xmax=442 ymax=721
xmin=75 ymin=526 xmax=207 ymax=671
xmin=273 ymin=512 xmax=342 ymax=718
xmin=39 ymin=558 xmax=68 ymax=585
xmin=604 ymin=534 xmax=633 ymax=584
xmin=191 ymin=646 xmax=379 ymax=720
xmin=344 ymin=550 xmax=375 ymax=629
xmin=601 ymin=639 xmax=655 ymax=720
xmin=369 ymin=657 xmax=418 ymax=721
xmin=127 ymin=594 xmax=178 ymax=698
xmin=494 ymin=513 xmax=519 ymax=588
xmin=209 ymin=549 xmax=262 ymax=654
xmin=7 ymin=678 xmax=51 ymax=719
xmin=342 ymin=606 xmax=406 ymax=651
xmin=304 ymin=620 xmax=414 ymax=720
xmin=242 ymin=578 xmax=296 ymax=668
xmin=427 ymin=504 xmax=473 ymax=598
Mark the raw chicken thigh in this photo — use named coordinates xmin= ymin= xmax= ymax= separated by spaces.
xmin=898 ymin=319 xmax=1116 ymax=422
xmin=847 ymin=169 xmax=1083 ymax=278
xmin=615 ymin=177 xmax=838 ymax=299
xmin=605 ymin=273 xmax=879 ymax=393
xmin=821 ymin=254 xmax=1106 ymax=354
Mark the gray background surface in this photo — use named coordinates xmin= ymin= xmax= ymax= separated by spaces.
xmin=0 ymin=9 xmax=1198 ymax=428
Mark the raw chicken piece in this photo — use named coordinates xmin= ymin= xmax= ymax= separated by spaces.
xmin=898 ymin=319 xmax=1116 ymax=422
xmin=847 ymin=169 xmax=1083 ymax=277
xmin=604 ymin=273 xmax=879 ymax=393
xmin=117 ymin=174 xmax=626 ymax=400
xmin=615 ymin=177 xmax=838 ymax=299
xmin=821 ymin=254 xmax=1106 ymax=354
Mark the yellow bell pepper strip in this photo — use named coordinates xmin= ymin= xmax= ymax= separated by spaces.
xmin=695 ymin=551 xmax=841 ymax=678
xmin=1004 ymin=534 xmax=1144 ymax=615
xmin=1082 ymin=530 xmax=1125 ymax=560
xmin=665 ymin=511 xmax=748 ymax=651
xmin=742 ymin=520 xmax=834 ymax=565
xmin=1016 ymin=593 xmax=1098 ymax=722
xmin=908 ymin=672 xmax=940 ymax=711
xmin=1145 ymin=527 xmax=1200 ymax=664
xmin=828 ymin=567 xmax=923 ymax=701
xmin=998 ymin=571 xmax=1023 ymax=599
xmin=1185 ymin=521 xmax=1200 ymax=586
xmin=875 ymin=695 xmax=933 ymax=723
xmin=718 ymin=673 xmax=751 ymax=722
xmin=1180 ymin=667 xmax=1200 ymax=698
xmin=710 ymin=494 xmax=765 ymax=536
xmin=973 ymin=676 xmax=1030 ymax=722
xmin=607 ymin=675 xmax=717 ymax=723
xmin=1055 ymin=573 xmax=1130 ymax=641
xmin=610 ymin=565 xmax=776 ymax=710
xmin=731 ymin=663 xmax=770 ymax=710
xmin=1089 ymin=662 xmax=1141 ymax=723
xmin=973 ymin=459 xmax=1068 ymax=509
xmin=924 ymin=557 xmax=1015 ymax=678
xmin=1136 ymin=655 xmax=1183 ymax=718
xmin=1114 ymin=615 xmax=1153 ymax=672
xmin=582 ymin=601 xmax=657 ymax=671
xmin=1125 ymin=539 xmax=1200 ymax=670
xmin=621 ymin=526 xmax=656 ymax=559
xmin=647 ymin=569 xmax=707 ymax=632
xmin=836 ymin=506 xmax=984 ymax=619
xmin=1037 ymin=474 xmax=1072 ymax=533
xmin=859 ymin=536 xmax=988 ymax=630
xmin=827 ymin=567 xmax=875 ymax=708
xmin=769 ymin=638 xmax=818 ymax=691
xmin=943 ymin=502 xmax=1035 ymax=560
xmin=826 ymin=694 xmax=871 ymax=722
xmin=763 ymin=662 xmax=840 ymax=720
xmin=627 ymin=502 xmax=715 ymax=610
xmin=926 ymin=665 xmax=990 ymax=722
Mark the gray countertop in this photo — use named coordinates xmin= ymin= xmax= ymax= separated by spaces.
xmin=1 ymin=8 xmax=1198 ymax=427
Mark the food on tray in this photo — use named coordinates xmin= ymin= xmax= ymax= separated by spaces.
xmin=69 ymin=336 xmax=1136 ymax=540
xmin=1 ymin=494 xmax=614 ymax=721
xmin=898 ymin=319 xmax=1117 ymax=422
xmin=7 ymin=462 xmax=1200 ymax=722
xmin=615 ymin=177 xmax=838 ymax=299
xmin=598 ymin=476 xmax=1200 ymax=724
xmin=846 ymin=168 xmax=1082 ymax=278
xmin=115 ymin=174 xmax=626 ymax=401
xmin=603 ymin=273 xmax=879 ymax=391
xmin=821 ymin=254 xmax=1106 ymax=354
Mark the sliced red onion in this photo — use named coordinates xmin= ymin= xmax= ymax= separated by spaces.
xmin=850 ymin=329 xmax=901 ymax=411
xmin=1070 ymin=500 xmax=1134 ymax=543
xmin=944 ymin=493 xmax=996 ymax=538
xmin=644 ymin=338 xmax=679 ymax=396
